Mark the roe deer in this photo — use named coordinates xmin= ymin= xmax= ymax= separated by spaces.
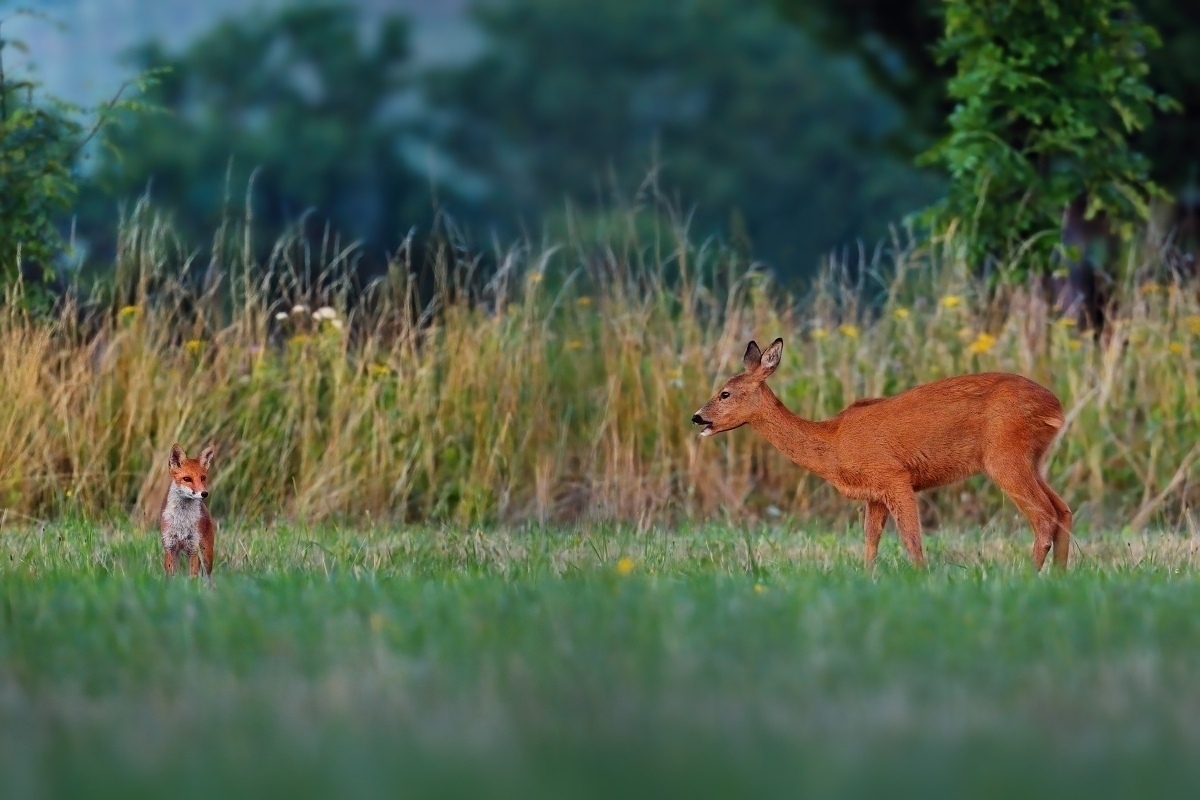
xmin=692 ymin=338 xmax=1071 ymax=569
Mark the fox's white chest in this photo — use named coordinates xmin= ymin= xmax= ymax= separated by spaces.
xmin=160 ymin=497 xmax=203 ymax=553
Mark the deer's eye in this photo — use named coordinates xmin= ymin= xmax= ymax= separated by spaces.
xmin=720 ymin=391 xmax=731 ymax=400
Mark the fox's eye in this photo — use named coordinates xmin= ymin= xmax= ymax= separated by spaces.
xmin=720 ymin=391 xmax=731 ymax=400
xmin=182 ymin=477 xmax=193 ymax=483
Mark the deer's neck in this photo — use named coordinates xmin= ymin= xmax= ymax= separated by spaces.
xmin=750 ymin=390 xmax=836 ymax=479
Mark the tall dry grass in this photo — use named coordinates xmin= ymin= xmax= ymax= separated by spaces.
xmin=1 ymin=202 xmax=1197 ymax=530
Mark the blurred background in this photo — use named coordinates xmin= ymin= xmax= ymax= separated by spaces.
xmin=5 ymin=0 xmax=954 ymax=284
xmin=4 ymin=0 xmax=1197 ymax=282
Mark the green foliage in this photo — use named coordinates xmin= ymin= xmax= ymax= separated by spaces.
xmin=0 ymin=8 xmax=158 ymax=298
xmin=427 ymin=0 xmax=939 ymax=278
xmin=918 ymin=0 xmax=1177 ymax=272
xmin=77 ymin=3 xmax=432 ymax=262
xmin=0 ymin=12 xmax=82 ymax=289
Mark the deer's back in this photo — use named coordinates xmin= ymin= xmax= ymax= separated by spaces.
xmin=830 ymin=373 xmax=1062 ymax=491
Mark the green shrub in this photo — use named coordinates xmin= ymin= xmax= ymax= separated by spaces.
xmin=919 ymin=0 xmax=1177 ymax=275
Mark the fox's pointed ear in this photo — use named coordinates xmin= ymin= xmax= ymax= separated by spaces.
xmin=760 ymin=338 xmax=783 ymax=377
xmin=199 ymin=445 xmax=216 ymax=469
xmin=169 ymin=443 xmax=185 ymax=470
xmin=743 ymin=340 xmax=762 ymax=370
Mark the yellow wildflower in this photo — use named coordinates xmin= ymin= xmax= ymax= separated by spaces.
xmin=529 ymin=272 xmax=543 ymax=284
xmin=811 ymin=327 xmax=828 ymax=340
xmin=566 ymin=340 xmax=583 ymax=350
xmin=753 ymin=583 xmax=767 ymax=594
xmin=1187 ymin=315 xmax=1200 ymax=335
xmin=1056 ymin=317 xmax=1076 ymax=328
xmin=1140 ymin=282 xmax=1160 ymax=295
xmin=118 ymin=305 xmax=139 ymax=322
xmin=892 ymin=307 xmax=910 ymax=320
xmin=1169 ymin=342 xmax=1185 ymax=355
xmin=1068 ymin=340 xmax=1082 ymax=352
xmin=940 ymin=295 xmax=962 ymax=309
xmin=616 ymin=557 xmax=635 ymax=576
xmin=839 ymin=324 xmax=860 ymax=339
xmin=577 ymin=296 xmax=592 ymax=307
xmin=184 ymin=339 xmax=204 ymax=355
xmin=368 ymin=363 xmax=391 ymax=378
xmin=965 ymin=332 xmax=996 ymax=355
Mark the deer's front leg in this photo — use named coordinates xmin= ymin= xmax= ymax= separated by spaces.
xmin=863 ymin=501 xmax=889 ymax=567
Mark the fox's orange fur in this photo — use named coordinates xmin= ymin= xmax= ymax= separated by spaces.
xmin=160 ymin=443 xmax=216 ymax=583
xmin=693 ymin=338 xmax=1071 ymax=569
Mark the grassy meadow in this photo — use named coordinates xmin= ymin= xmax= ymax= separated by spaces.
xmin=4 ymin=521 xmax=1200 ymax=799
xmin=1 ymin=209 xmax=1199 ymax=798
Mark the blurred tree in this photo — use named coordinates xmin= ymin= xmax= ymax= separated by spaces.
xmin=78 ymin=2 xmax=436 ymax=265
xmin=771 ymin=0 xmax=949 ymax=156
xmin=917 ymin=0 xmax=1175 ymax=274
xmin=1134 ymin=2 xmax=1200 ymax=239
xmin=426 ymin=0 xmax=940 ymax=278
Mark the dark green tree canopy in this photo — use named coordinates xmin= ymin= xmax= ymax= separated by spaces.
xmin=79 ymin=3 xmax=433 ymax=262
xmin=426 ymin=0 xmax=939 ymax=277
xmin=918 ymin=0 xmax=1176 ymax=271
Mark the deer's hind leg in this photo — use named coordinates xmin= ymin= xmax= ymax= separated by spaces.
xmin=883 ymin=487 xmax=925 ymax=568
xmin=985 ymin=454 xmax=1060 ymax=570
xmin=1039 ymin=477 xmax=1072 ymax=568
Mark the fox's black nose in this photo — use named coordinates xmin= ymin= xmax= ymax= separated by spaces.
xmin=201 ymin=491 xmax=209 ymax=499
xmin=691 ymin=414 xmax=705 ymax=425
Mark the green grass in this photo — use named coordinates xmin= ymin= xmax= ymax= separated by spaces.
xmin=4 ymin=521 xmax=1200 ymax=799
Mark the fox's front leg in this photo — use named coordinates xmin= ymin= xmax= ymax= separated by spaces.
xmin=163 ymin=549 xmax=178 ymax=577
xmin=188 ymin=552 xmax=201 ymax=578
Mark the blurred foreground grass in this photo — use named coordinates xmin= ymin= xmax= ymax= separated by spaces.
xmin=3 ymin=521 xmax=1200 ymax=799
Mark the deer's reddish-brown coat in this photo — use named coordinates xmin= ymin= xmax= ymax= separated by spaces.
xmin=693 ymin=339 xmax=1071 ymax=569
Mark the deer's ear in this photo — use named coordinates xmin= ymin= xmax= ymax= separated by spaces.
xmin=198 ymin=445 xmax=216 ymax=469
xmin=760 ymin=338 xmax=783 ymax=377
xmin=743 ymin=340 xmax=762 ymax=370
xmin=169 ymin=443 xmax=185 ymax=470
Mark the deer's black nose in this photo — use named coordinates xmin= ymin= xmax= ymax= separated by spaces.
xmin=201 ymin=491 xmax=209 ymax=499
xmin=691 ymin=414 xmax=705 ymax=425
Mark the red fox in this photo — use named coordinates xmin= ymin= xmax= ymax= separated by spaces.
xmin=160 ymin=443 xmax=217 ymax=584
